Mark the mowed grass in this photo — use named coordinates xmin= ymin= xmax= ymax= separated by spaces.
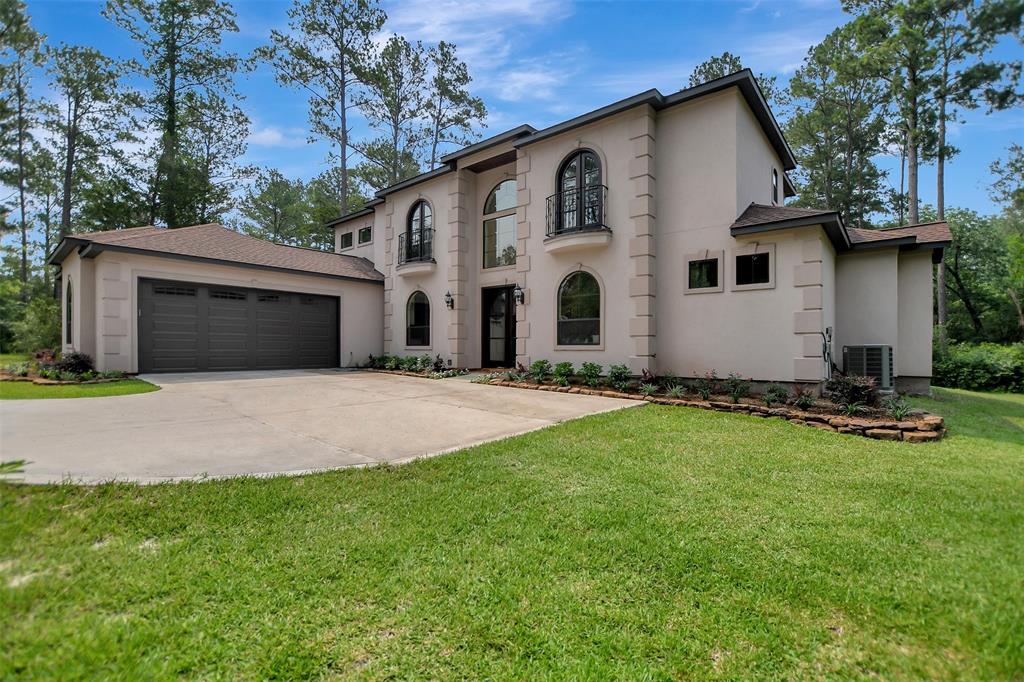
xmin=0 ymin=379 xmax=158 ymax=400
xmin=0 ymin=352 xmax=29 ymax=365
xmin=1 ymin=389 xmax=1021 ymax=679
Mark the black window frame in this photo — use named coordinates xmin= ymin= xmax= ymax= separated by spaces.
xmin=772 ymin=168 xmax=779 ymax=205
xmin=735 ymin=252 xmax=771 ymax=287
xmin=406 ymin=291 xmax=430 ymax=347
xmin=339 ymin=231 xmax=353 ymax=250
xmin=556 ymin=149 xmax=603 ymax=232
xmin=688 ymin=258 xmax=719 ymax=290
xmin=358 ymin=226 xmax=372 ymax=244
xmin=65 ymin=278 xmax=72 ymax=344
xmin=556 ymin=271 xmax=601 ymax=347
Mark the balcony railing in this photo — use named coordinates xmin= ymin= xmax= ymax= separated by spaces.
xmin=546 ymin=184 xmax=608 ymax=238
xmin=398 ymin=228 xmax=434 ymax=265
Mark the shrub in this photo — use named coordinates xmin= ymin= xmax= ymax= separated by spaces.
xmin=12 ymin=297 xmax=59 ymax=352
xmin=790 ymin=384 xmax=816 ymax=410
xmin=55 ymin=352 xmax=94 ymax=375
xmin=505 ymin=370 xmax=526 ymax=382
xmin=529 ymin=359 xmax=552 ymax=383
xmin=659 ymin=372 xmax=682 ymax=390
xmin=607 ymin=364 xmax=631 ymax=392
xmin=580 ymin=362 xmax=603 ymax=387
xmin=840 ymin=401 xmax=866 ymax=417
xmin=825 ymin=374 xmax=878 ymax=406
xmin=723 ymin=372 xmax=750 ymax=404
xmin=399 ymin=356 xmax=419 ymax=372
xmin=666 ymin=385 xmax=686 ymax=399
xmin=693 ymin=370 xmax=719 ymax=400
xmin=552 ymin=361 xmax=574 ymax=386
xmin=933 ymin=342 xmax=1024 ymax=393
xmin=417 ymin=354 xmax=434 ymax=373
xmin=471 ymin=371 xmax=502 ymax=384
xmin=100 ymin=370 xmax=126 ymax=380
xmin=384 ymin=355 xmax=400 ymax=370
xmin=638 ymin=382 xmax=658 ymax=397
xmin=883 ymin=394 xmax=913 ymax=421
xmin=432 ymin=354 xmax=446 ymax=372
xmin=762 ymin=383 xmax=788 ymax=407
xmin=58 ymin=371 xmax=79 ymax=382
xmin=5 ymin=362 xmax=30 ymax=377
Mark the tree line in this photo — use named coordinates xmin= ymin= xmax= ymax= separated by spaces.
xmin=1 ymin=0 xmax=1022 ymax=352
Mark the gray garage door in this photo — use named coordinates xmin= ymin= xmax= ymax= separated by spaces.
xmin=139 ymin=278 xmax=339 ymax=373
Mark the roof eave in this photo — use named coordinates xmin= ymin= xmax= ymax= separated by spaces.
xmin=440 ymin=124 xmax=536 ymax=164
xmin=731 ymin=213 xmax=849 ymax=250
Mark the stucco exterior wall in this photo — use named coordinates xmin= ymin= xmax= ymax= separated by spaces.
xmin=897 ymin=251 xmax=934 ymax=378
xmin=835 ymin=249 xmax=900 ymax=373
xmin=60 ymin=250 xmax=96 ymax=360
xmin=735 ymin=95 xmax=784 ymax=210
xmin=335 ymin=214 xmax=376 ymax=261
xmin=60 ymin=251 xmax=383 ymax=373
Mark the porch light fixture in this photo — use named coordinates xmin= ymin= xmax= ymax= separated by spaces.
xmin=444 ymin=291 xmax=454 ymax=309
xmin=513 ymin=284 xmax=525 ymax=305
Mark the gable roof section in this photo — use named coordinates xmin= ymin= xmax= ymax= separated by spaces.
xmin=48 ymin=223 xmax=384 ymax=284
xmin=328 ymin=70 xmax=795 ymax=227
xmin=731 ymin=204 xmax=950 ymax=254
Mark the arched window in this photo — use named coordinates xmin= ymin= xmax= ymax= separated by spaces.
xmin=482 ymin=179 xmax=517 ymax=269
xmin=555 ymin=150 xmax=602 ymax=234
xmin=65 ymin=279 xmax=73 ymax=344
xmin=557 ymin=271 xmax=600 ymax=346
xmin=406 ymin=291 xmax=430 ymax=347
xmin=772 ymin=168 xmax=779 ymax=204
xmin=403 ymin=200 xmax=433 ymax=263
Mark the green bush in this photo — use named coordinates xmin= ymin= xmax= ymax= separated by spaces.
xmin=790 ymin=384 xmax=817 ymax=410
xmin=552 ymin=362 xmax=574 ymax=386
xmin=607 ymin=364 xmax=631 ymax=392
xmin=580 ymin=362 xmax=602 ymax=387
xmin=723 ymin=372 xmax=750 ymax=404
xmin=933 ymin=342 xmax=1024 ymax=393
xmin=11 ymin=296 xmax=59 ymax=353
xmin=55 ymin=352 xmax=94 ymax=375
xmin=825 ymin=374 xmax=878 ymax=406
xmin=693 ymin=370 xmax=718 ymax=400
xmin=638 ymin=382 xmax=658 ymax=397
xmin=762 ymin=383 xmax=788 ymax=407
xmin=529 ymin=359 xmax=552 ymax=383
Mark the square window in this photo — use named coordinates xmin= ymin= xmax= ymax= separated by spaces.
xmin=358 ymin=226 xmax=372 ymax=244
xmin=339 ymin=231 xmax=353 ymax=249
xmin=736 ymin=253 xmax=770 ymax=286
xmin=688 ymin=258 xmax=719 ymax=290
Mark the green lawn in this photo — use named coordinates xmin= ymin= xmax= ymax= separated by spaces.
xmin=0 ymin=379 xmax=158 ymax=399
xmin=0 ymin=352 xmax=29 ymax=365
xmin=1 ymin=388 xmax=1021 ymax=679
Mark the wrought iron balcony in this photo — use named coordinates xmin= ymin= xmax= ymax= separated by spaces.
xmin=398 ymin=228 xmax=434 ymax=265
xmin=546 ymin=184 xmax=609 ymax=238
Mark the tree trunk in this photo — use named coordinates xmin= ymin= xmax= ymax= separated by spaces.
xmin=60 ymin=97 xmax=79 ymax=237
xmin=898 ymin=136 xmax=906 ymax=226
xmin=936 ymin=83 xmax=948 ymax=350
xmin=339 ymin=23 xmax=349 ymax=214
xmin=160 ymin=15 xmax=179 ymax=228
xmin=16 ymin=63 xmax=29 ymax=297
xmin=907 ymin=67 xmax=919 ymax=225
xmin=948 ymin=266 xmax=984 ymax=333
xmin=1008 ymin=289 xmax=1024 ymax=339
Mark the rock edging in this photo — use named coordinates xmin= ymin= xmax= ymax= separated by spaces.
xmin=486 ymin=380 xmax=946 ymax=443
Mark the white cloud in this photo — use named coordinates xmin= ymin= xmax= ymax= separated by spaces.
xmin=248 ymin=126 xmax=307 ymax=148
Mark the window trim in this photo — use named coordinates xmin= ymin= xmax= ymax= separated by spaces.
xmin=482 ymin=179 xmax=518 ymax=271
xmin=65 ymin=278 xmax=72 ymax=345
xmin=731 ymin=242 xmax=776 ymax=291
xmin=407 ymin=199 xmax=432 ymax=238
xmin=553 ymin=267 xmax=604 ymax=351
xmin=357 ymin=225 xmax=372 ymax=245
xmin=339 ymin=230 xmax=354 ymax=251
xmin=405 ymin=290 xmax=431 ymax=349
xmin=683 ymin=250 xmax=724 ymax=294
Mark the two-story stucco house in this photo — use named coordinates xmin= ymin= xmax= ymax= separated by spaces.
xmin=50 ymin=71 xmax=950 ymax=393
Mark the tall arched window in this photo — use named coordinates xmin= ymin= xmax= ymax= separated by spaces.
xmin=482 ymin=179 xmax=516 ymax=269
xmin=65 ymin=279 xmax=73 ymax=344
xmin=772 ymin=168 xmax=779 ymax=204
xmin=403 ymin=200 xmax=433 ymax=263
xmin=557 ymin=271 xmax=600 ymax=346
xmin=556 ymin=150 xmax=602 ymax=233
xmin=406 ymin=291 xmax=430 ymax=347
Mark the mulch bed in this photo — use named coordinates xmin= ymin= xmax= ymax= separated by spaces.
xmin=485 ymin=379 xmax=946 ymax=443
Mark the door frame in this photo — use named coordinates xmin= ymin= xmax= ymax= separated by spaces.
xmin=480 ymin=285 xmax=516 ymax=368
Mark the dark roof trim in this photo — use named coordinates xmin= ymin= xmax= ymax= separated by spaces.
xmin=850 ymin=236 xmax=918 ymax=250
xmin=439 ymin=124 xmax=536 ymax=164
xmin=376 ymin=165 xmax=453 ymax=199
xmin=514 ymin=71 xmax=797 ymax=170
xmin=47 ymin=238 xmax=385 ymax=286
xmin=783 ymin=172 xmax=796 ymax=198
xmin=325 ymin=203 xmax=379 ymax=228
xmin=731 ymin=211 xmax=849 ymax=250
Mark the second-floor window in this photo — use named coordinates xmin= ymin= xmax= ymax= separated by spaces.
xmin=483 ymin=179 xmax=516 ymax=268
xmin=402 ymin=200 xmax=433 ymax=263
xmin=558 ymin=150 xmax=602 ymax=232
xmin=772 ymin=168 xmax=779 ymax=204
xmin=339 ymin=231 xmax=353 ymax=250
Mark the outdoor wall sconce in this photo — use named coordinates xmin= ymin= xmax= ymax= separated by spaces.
xmin=513 ymin=284 xmax=525 ymax=305
xmin=444 ymin=291 xmax=454 ymax=309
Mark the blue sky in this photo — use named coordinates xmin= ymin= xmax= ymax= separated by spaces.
xmin=23 ymin=0 xmax=1024 ymax=217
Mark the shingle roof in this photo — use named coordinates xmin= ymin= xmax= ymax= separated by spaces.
xmin=50 ymin=223 xmax=384 ymax=283
xmin=847 ymin=221 xmax=952 ymax=246
xmin=731 ymin=203 xmax=836 ymax=229
xmin=730 ymin=203 xmax=951 ymax=252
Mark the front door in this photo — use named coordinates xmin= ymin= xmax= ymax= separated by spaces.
xmin=481 ymin=286 xmax=515 ymax=368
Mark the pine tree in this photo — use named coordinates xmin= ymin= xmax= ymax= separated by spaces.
xmin=237 ymin=169 xmax=306 ymax=244
xmin=425 ymin=41 xmax=485 ymax=169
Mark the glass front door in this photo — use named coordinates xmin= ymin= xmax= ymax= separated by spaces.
xmin=481 ymin=286 xmax=515 ymax=368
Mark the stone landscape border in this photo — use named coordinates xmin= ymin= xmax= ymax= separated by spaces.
xmin=485 ymin=379 xmax=946 ymax=443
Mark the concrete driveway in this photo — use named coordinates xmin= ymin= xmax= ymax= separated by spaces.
xmin=0 ymin=370 xmax=634 ymax=484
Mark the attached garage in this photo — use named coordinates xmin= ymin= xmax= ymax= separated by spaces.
xmin=49 ymin=224 xmax=384 ymax=374
xmin=139 ymin=279 xmax=340 ymax=373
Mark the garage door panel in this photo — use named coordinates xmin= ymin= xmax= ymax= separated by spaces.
xmin=139 ymin=278 xmax=339 ymax=373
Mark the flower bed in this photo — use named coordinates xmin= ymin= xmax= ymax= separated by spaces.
xmin=1 ymin=350 xmax=129 ymax=386
xmin=481 ymin=373 xmax=945 ymax=443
